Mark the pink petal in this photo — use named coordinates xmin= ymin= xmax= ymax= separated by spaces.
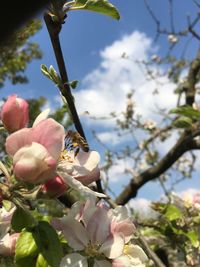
xmin=86 ymin=207 xmax=110 ymax=245
xmin=76 ymin=167 xmax=100 ymax=185
xmin=1 ymin=95 xmax=29 ymax=133
xmin=111 ymin=219 xmax=135 ymax=243
xmin=13 ymin=142 xmax=56 ymax=183
xmin=99 ymin=234 xmax=124 ymax=259
xmin=112 ymin=256 xmax=130 ymax=267
xmin=74 ymin=151 xmax=100 ymax=176
xmin=32 ymin=118 xmax=65 ymax=160
xmin=5 ymin=128 xmax=32 ymax=156
xmin=60 ymin=216 xmax=89 ymax=250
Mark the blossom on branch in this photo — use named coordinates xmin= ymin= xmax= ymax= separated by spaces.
xmin=52 ymin=199 xmax=148 ymax=267
xmin=6 ymin=117 xmax=65 ymax=184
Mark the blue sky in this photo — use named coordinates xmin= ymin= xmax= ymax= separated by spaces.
xmin=1 ymin=1 xmax=200 ymax=206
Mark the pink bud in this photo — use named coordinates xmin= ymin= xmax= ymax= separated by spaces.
xmin=41 ymin=176 xmax=67 ymax=197
xmin=1 ymin=94 xmax=29 ymax=133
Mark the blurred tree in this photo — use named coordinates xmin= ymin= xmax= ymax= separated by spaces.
xmin=0 ymin=19 xmax=42 ymax=88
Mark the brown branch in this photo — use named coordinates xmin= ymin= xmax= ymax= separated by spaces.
xmin=184 ymin=49 xmax=200 ymax=105
xmin=116 ymin=129 xmax=200 ymax=205
xmin=44 ymin=13 xmax=87 ymax=140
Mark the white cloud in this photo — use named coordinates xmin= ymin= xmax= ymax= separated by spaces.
xmin=75 ymin=30 xmax=176 ymax=124
xmin=128 ymin=198 xmax=158 ymax=219
xmin=106 ymin=158 xmax=133 ymax=183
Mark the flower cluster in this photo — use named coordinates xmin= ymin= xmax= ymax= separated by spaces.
xmin=52 ymin=199 xmax=148 ymax=267
xmin=0 ymin=204 xmax=19 ymax=257
xmin=1 ymin=95 xmax=101 ymax=197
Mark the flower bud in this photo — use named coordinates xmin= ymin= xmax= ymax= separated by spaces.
xmin=1 ymin=94 xmax=29 ymax=133
xmin=41 ymin=176 xmax=67 ymax=197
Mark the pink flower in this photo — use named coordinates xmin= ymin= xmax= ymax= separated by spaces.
xmin=1 ymin=94 xmax=29 ymax=133
xmin=0 ymin=233 xmax=20 ymax=256
xmin=52 ymin=199 xmax=147 ymax=267
xmin=57 ymin=150 xmax=105 ymax=198
xmin=41 ymin=176 xmax=67 ymax=197
xmin=5 ymin=118 xmax=65 ymax=184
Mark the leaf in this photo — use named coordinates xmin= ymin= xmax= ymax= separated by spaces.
xmin=36 ymin=254 xmax=50 ymax=267
xmin=173 ymin=116 xmax=193 ymax=128
xmin=70 ymin=0 xmax=120 ymax=20
xmin=170 ymin=105 xmax=200 ymax=118
xmin=15 ymin=231 xmax=38 ymax=261
xmin=68 ymin=80 xmax=79 ymax=89
xmin=184 ymin=230 xmax=199 ymax=248
xmin=164 ymin=204 xmax=182 ymax=221
xmin=32 ymin=221 xmax=62 ymax=267
xmin=15 ymin=257 xmax=37 ymax=267
xmin=11 ymin=206 xmax=37 ymax=232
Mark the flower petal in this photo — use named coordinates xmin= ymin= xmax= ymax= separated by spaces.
xmin=76 ymin=167 xmax=100 ymax=185
xmin=126 ymin=245 xmax=148 ymax=263
xmin=74 ymin=151 xmax=100 ymax=176
xmin=33 ymin=109 xmax=50 ymax=127
xmin=13 ymin=142 xmax=56 ymax=183
xmin=32 ymin=118 xmax=65 ymax=160
xmin=5 ymin=128 xmax=32 ymax=156
xmin=99 ymin=234 xmax=124 ymax=259
xmin=86 ymin=207 xmax=110 ymax=245
xmin=58 ymin=216 xmax=89 ymax=250
xmin=60 ymin=253 xmax=88 ymax=267
xmin=57 ymin=169 xmax=106 ymax=198
xmin=112 ymin=255 xmax=130 ymax=267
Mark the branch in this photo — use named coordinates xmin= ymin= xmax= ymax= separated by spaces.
xmin=183 ymin=49 xmax=200 ymax=105
xmin=116 ymin=129 xmax=200 ymax=205
xmin=44 ymin=13 xmax=87 ymax=140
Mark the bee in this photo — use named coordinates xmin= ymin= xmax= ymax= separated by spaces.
xmin=65 ymin=130 xmax=89 ymax=156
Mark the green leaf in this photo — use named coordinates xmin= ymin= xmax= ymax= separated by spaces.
xmin=71 ymin=0 xmax=120 ymax=20
xmin=164 ymin=204 xmax=182 ymax=221
xmin=170 ymin=105 xmax=200 ymax=118
xmin=185 ymin=230 xmax=199 ymax=248
xmin=11 ymin=206 xmax=37 ymax=232
xmin=173 ymin=116 xmax=193 ymax=128
xmin=15 ymin=231 xmax=38 ymax=263
xmin=32 ymin=221 xmax=62 ymax=267
xmin=36 ymin=254 xmax=50 ymax=267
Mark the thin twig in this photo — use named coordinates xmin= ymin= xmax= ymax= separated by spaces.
xmin=44 ymin=13 xmax=87 ymax=140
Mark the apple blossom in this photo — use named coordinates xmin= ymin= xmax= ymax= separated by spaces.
xmin=0 ymin=204 xmax=19 ymax=257
xmin=6 ymin=118 xmax=65 ymax=184
xmin=57 ymin=150 xmax=106 ymax=198
xmin=52 ymin=199 xmax=147 ymax=267
xmin=1 ymin=94 xmax=29 ymax=133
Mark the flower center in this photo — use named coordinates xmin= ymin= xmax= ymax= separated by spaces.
xmin=59 ymin=150 xmax=74 ymax=163
xmin=85 ymin=243 xmax=100 ymax=257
